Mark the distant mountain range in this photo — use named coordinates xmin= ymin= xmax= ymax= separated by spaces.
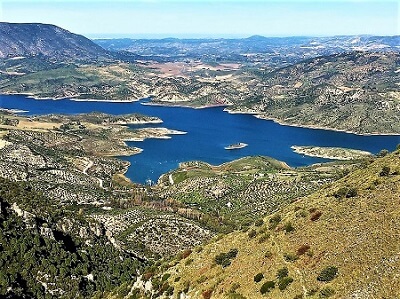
xmin=94 ymin=34 xmax=400 ymax=64
xmin=1 ymin=22 xmax=399 ymax=65
xmin=0 ymin=22 xmax=110 ymax=61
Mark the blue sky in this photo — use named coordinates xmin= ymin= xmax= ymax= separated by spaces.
xmin=0 ymin=0 xmax=398 ymax=38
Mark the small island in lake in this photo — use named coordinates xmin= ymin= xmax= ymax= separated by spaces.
xmin=224 ymin=142 xmax=248 ymax=150
xmin=291 ymin=145 xmax=373 ymax=160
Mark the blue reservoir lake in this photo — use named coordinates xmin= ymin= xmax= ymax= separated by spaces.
xmin=1 ymin=94 xmax=399 ymax=184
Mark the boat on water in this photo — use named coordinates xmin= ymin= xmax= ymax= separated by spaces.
xmin=224 ymin=142 xmax=248 ymax=150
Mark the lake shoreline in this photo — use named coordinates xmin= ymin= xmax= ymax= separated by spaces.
xmin=0 ymin=92 xmax=144 ymax=103
xmin=3 ymin=92 xmax=399 ymax=136
xmin=141 ymin=101 xmax=230 ymax=110
xmin=1 ymin=94 xmax=399 ymax=184
xmin=254 ymin=114 xmax=400 ymax=137
xmin=142 ymin=101 xmax=400 ymax=137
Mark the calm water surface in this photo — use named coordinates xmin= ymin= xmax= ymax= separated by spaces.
xmin=1 ymin=95 xmax=399 ymax=183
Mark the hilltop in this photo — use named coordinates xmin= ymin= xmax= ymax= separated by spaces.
xmin=0 ymin=22 xmax=110 ymax=61
xmin=130 ymin=147 xmax=400 ymax=298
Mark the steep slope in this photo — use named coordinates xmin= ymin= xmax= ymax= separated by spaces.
xmin=0 ymin=178 xmax=144 ymax=298
xmin=0 ymin=22 xmax=110 ymax=61
xmin=137 ymin=148 xmax=400 ymax=298
xmin=155 ymin=156 xmax=349 ymax=233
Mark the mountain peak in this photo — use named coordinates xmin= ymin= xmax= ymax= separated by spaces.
xmin=0 ymin=22 xmax=110 ymax=61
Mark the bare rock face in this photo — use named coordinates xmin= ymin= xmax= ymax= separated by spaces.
xmin=0 ymin=22 xmax=110 ymax=61
xmin=40 ymin=226 xmax=55 ymax=240
xmin=89 ymin=221 xmax=105 ymax=237
xmin=79 ymin=227 xmax=90 ymax=239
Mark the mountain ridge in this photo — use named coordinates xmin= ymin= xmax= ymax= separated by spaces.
xmin=0 ymin=22 xmax=110 ymax=61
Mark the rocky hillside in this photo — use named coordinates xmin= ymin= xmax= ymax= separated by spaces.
xmin=237 ymin=51 xmax=400 ymax=134
xmin=0 ymin=22 xmax=110 ymax=61
xmin=132 ymin=147 xmax=400 ymax=298
xmin=0 ymin=178 xmax=144 ymax=298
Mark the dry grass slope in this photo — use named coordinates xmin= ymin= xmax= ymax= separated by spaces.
xmin=159 ymin=148 xmax=400 ymax=299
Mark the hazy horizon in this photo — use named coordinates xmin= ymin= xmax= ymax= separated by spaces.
xmin=85 ymin=32 xmax=400 ymax=40
xmin=0 ymin=0 xmax=398 ymax=38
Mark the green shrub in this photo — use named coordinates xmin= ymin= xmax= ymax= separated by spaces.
xmin=227 ymin=293 xmax=247 ymax=299
xmin=221 ymin=258 xmax=232 ymax=268
xmin=264 ymin=251 xmax=273 ymax=258
xmin=175 ymin=252 xmax=183 ymax=260
xmin=165 ymin=285 xmax=174 ymax=296
xmin=278 ymin=277 xmax=294 ymax=290
xmin=258 ymin=226 xmax=268 ymax=234
xmin=248 ymin=229 xmax=257 ymax=238
xmin=151 ymin=277 xmax=161 ymax=290
xmin=284 ymin=253 xmax=298 ymax=262
xmin=269 ymin=214 xmax=281 ymax=229
xmin=334 ymin=187 xmax=347 ymax=198
xmin=347 ymin=187 xmax=357 ymax=197
xmin=215 ymin=249 xmax=238 ymax=268
xmin=254 ymin=219 xmax=264 ymax=227
xmin=317 ymin=266 xmax=338 ymax=282
xmin=260 ymin=281 xmax=275 ymax=294
xmin=240 ymin=219 xmax=252 ymax=231
xmin=227 ymin=248 xmax=238 ymax=259
xmin=161 ymin=273 xmax=171 ymax=282
xmin=380 ymin=165 xmax=391 ymax=176
xmin=254 ymin=273 xmax=264 ymax=283
xmin=283 ymin=222 xmax=295 ymax=233
xmin=377 ymin=149 xmax=389 ymax=157
xmin=183 ymin=281 xmax=190 ymax=293
xmin=276 ymin=267 xmax=289 ymax=279
xmin=334 ymin=187 xmax=357 ymax=199
xmin=319 ymin=287 xmax=335 ymax=298
xmin=258 ymin=233 xmax=270 ymax=243
xmin=185 ymin=258 xmax=193 ymax=266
